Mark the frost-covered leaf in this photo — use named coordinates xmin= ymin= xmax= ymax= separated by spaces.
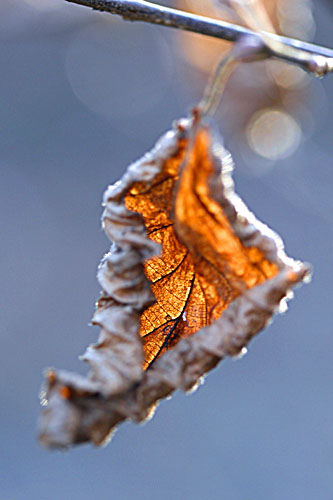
xmin=38 ymin=115 xmax=309 ymax=448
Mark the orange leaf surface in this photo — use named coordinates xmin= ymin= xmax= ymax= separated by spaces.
xmin=125 ymin=122 xmax=279 ymax=368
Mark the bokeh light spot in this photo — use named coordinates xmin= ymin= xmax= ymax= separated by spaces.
xmin=267 ymin=60 xmax=309 ymax=89
xmin=246 ymin=109 xmax=302 ymax=160
xmin=66 ymin=22 xmax=173 ymax=121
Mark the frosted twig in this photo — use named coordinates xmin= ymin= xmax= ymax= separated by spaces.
xmin=66 ymin=0 xmax=333 ymax=76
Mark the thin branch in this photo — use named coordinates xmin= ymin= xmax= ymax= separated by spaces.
xmin=66 ymin=0 xmax=333 ymax=76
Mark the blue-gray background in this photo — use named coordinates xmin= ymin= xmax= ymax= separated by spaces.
xmin=1 ymin=1 xmax=332 ymax=499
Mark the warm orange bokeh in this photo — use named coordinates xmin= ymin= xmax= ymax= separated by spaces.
xmin=175 ymin=1 xmax=314 ymax=162
xmin=125 ymin=124 xmax=278 ymax=369
xmin=176 ymin=0 xmax=280 ymax=75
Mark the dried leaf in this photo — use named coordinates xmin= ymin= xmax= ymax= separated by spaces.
xmin=38 ymin=116 xmax=309 ymax=448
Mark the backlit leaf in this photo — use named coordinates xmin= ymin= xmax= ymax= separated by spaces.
xmin=125 ymin=122 xmax=279 ymax=368
xmin=38 ymin=116 xmax=309 ymax=448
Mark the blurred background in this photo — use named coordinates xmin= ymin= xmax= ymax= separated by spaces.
xmin=1 ymin=1 xmax=332 ymax=499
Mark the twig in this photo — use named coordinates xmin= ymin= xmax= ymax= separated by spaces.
xmin=66 ymin=0 xmax=333 ymax=76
